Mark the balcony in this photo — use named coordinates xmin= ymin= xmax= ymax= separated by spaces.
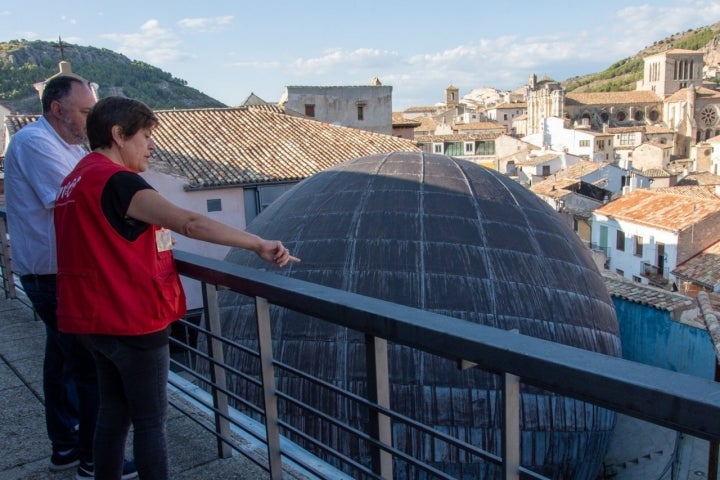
xmin=2 ymin=210 xmax=720 ymax=479
xmin=640 ymin=261 xmax=669 ymax=287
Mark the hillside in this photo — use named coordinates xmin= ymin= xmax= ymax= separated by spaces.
xmin=0 ymin=39 xmax=226 ymax=114
xmin=563 ymin=22 xmax=720 ymax=92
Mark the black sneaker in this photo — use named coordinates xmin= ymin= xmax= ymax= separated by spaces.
xmin=49 ymin=447 xmax=80 ymax=471
xmin=75 ymin=459 xmax=138 ymax=480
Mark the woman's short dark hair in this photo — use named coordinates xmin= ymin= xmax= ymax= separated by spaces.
xmin=87 ymin=97 xmax=159 ymax=151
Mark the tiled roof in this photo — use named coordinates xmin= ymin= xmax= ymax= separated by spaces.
xmin=413 ymin=116 xmax=438 ymax=132
xmin=562 ymin=160 xmax=603 ymax=178
xmin=391 ymin=112 xmax=422 ymax=128
xmin=516 ymin=152 xmax=560 ymax=166
xmin=666 ymin=86 xmax=720 ymax=103
xmin=677 ymin=171 xmax=720 ymax=186
xmin=594 ymin=188 xmax=720 ymax=231
xmin=403 ymin=105 xmax=437 ymax=113
xmin=645 ymin=124 xmax=675 ymax=134
xmin=565 ymin=91 xmax=661 ymax=106
xmin=453 ymin=121 xmax=505 ymax=131
xmin=489 ymin=102 xmax=527 ymax=109
xmin=414 ymin=133 xmax=500 ymax=142
xmin=606 ymin=126 xmax=645 ymax=133
xmin=4 ymin=115 xmax=38 ymax=136
xmin=244 ymin=103 xmax=285 ymax=114
xmin=642 ymin=168 xmax=672 ymax=178
xmin=653 ymin=185 xmax=720 ymax=199
xmin=6 ymin=108 xmax=420 ymax=189
xmin=673 ymin=240 xmax=720 ymax=289
xmin=151 ymin=108 xmax=419 ymax=188
xmin=530 ymin=177 xmax=578 ymax=198
xmin=603 ymin=272 xmax=696 ymax=313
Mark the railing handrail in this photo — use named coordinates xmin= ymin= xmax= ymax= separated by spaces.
xmin=173 ymin=249 xmax=720 ymax=442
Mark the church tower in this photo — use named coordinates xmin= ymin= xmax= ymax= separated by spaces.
xmin=445 ymin=85 xmax=459 ymax=108
xmin=526 ymin=75 xmax=564 ymax=136
xmin=640 ymin=49 xmax=704 ymax=98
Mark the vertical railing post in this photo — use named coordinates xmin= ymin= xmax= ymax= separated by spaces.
xmin=202 ymin=282 xmax=232 ymax=458
xmin=0 ymin=214 xmax=17 ymax=299
xmin=365 ymin=334 xmax=393 ymax=479
xmin=502 ymin=371 xmax=521 ymax=480
xmin=255 ymin=296 xmax=283 ymax=479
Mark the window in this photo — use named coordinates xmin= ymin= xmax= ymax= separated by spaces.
xmin=616 ymin=230 xmax=625 ymax=251
xmin=634 ymin=235 xmax=643 ymax=256
xmin=356 ymin=102 xmax=366 ymax=121
xmin=579 ymin=140 xmax=590 ymax=147
xmin=632 ymin=275 xmax=642 ymax=283
xmin=619 ymin=133 xmax=634 ymax=146
xmin=465 ymin=143 xmax=474 ymax=153
xmin=476 ymin=141 xmax=495 ymax=155
xmin=542 ymin=165 xmax=550 ymax=176
xmin=304 ymin=104 xmax=315 ymax=117
xmin=597 ymin=139 xmax=605 ymax=149
xmin=445 ymin=142 xmax=464 ymax=156
xmin=433 ymin=144 xmax=443 ymax=154
xmin=206 ymin=199 xmax=222 ymax=212
xmin=616 ymin=111 xmax=626 ymax=122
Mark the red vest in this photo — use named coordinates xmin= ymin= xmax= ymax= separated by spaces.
xmin=55 ymin=152 xmax=186 ymax=335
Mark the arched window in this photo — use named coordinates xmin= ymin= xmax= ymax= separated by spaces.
xmin=634 ymin=111 xmax=644 ymax=121
xmin=616 ymin=111 xmax=626 ymax=122
xmin=649 ymin=110 xmax=659 ymax=122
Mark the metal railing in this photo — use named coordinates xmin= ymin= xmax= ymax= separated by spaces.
xmin=169 ymin=250 xmax=720 ymax=479
xmin=3 ymin=207 xmax=720 ymax=479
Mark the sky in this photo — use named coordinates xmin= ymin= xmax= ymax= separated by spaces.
xmin=1 ymin=1 xmax=719 ymax=111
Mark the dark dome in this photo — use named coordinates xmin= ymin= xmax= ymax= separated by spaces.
xmin=219 ymin=152 xmax=621 ymax=479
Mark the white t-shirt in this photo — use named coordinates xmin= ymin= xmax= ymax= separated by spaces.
xmin=4 ymin=116 xmax=87 ymax=275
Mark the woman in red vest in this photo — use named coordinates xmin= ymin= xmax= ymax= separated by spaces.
xmin=54 ymin=96 xmax=299 ymax=480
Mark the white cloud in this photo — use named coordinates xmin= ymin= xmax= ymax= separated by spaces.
xmin=612 ymin=2 xmax=720 ymax=54
xmin=177 ymin=16 xmax=234 ymax=32
xmin=292 ymin=48 xmax=400 ymax=75
xmin=102 ymin=19 xmax=188 ymax=64
xmin=15 ymin=31 xmax=40 ymax=40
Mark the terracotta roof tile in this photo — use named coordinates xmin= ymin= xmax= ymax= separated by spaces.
xmin=6 ymin=108 xmax=419 ymax=189
xmin=603 ymin=272 xmax=696 ymax=313
xmin=677 ymin=171 xmax=720 ymax=186
xmin=594 ymin=188 xmax=720 ymax=231
xmin=665 ymin=86 xmax=720 ymax=103
xmin=414 ymin=132 xmax=501 ymax=142
xmin=391 ymin=112 xmax=421 ymax=127
xmin=653 ymin=185 xmax=720 ymax=199
xmin=565 ymin=91 xmax=661 ymax=105
xmin=673 ymin=240 xmax=720 ymax=288
xmin=152 ymin=108 xmax=419 ymax=188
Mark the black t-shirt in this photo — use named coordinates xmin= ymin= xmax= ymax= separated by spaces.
xmin=100 ymin=171 xmax=170 ymax=348
xmin=101 ymin=171 xmax=153 ymax=241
